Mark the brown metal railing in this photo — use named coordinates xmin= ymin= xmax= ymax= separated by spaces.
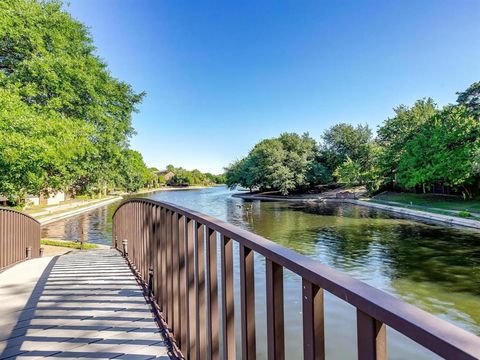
xmin=0 ymin=207 xmax=41 ymax=270
xmin=112 ymin=198 xmax=480 ymax=360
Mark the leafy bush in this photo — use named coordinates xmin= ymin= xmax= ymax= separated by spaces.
xmin=458 ymin=211 xmax=472 ymax=218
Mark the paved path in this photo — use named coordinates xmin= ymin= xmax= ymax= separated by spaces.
xmin=0 ymin=250 xmax=170 ymax=359
xmin=34 ymin=197 xmax=122 ymax=225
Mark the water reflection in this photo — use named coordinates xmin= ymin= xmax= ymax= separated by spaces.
xmin=42 ymin=203 xmax=116 ymax=245
xmin=41 ymin=186 xmax=480 ymax=358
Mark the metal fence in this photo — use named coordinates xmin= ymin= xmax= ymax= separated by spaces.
xmin=112 ymin=198 xmax=480 ymax=360
xmin=0 ymin=207 xmax=41 ymax=270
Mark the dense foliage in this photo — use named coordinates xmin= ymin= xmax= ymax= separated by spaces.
xmin=164 ymin=165 xmax=225 ymax=187
xmin=226 ymin=83 xmax=480 ymax=197
xmin=225 ymin=133 xmax=330 ymax=194
xmin=0 ymin=0 xmax=153 ymax=203
xmin=397 ymin=106 xmax=479 ymax=197
xmin=320 ymin=123 xmax=374 ymax=172
xmin=376 ymin=98 xmax=437 ymax=186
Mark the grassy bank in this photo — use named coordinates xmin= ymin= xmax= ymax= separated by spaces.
xmin=25 ymin=196 xmax=120 ymax=215
xmin=370 ymin=192 xmax=480 ymax=220
xmin=41 ymin=239 xmax=98 ymax=250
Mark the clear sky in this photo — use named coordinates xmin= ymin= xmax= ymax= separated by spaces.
xmin=67 ymin=0 xmax=480 ymax=174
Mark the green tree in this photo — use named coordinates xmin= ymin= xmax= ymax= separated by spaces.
xmin=118 ymin=150 xmax=152 ymax=192
xmin=306 ymin=163 xmax=332 ymax=186
xmin=213 ymin=173 xmax=226 ymax=184
xmin=377 ymin=98 xmax=437 ymax=186
xmin=225 ymin=158 xmax=252 ymax=190
xmin=157 ymin=174 xmax=167 ymax=185
xmin=0 ymin=88 xmax=93 ymax=203
xmin=0 ymin=0 xmax=145 ymax=200
xmin=333 ymin=146 xmax=382 ymax=192
xmin=457 ymin=81 xmax=480 ymax=118
xmin=168 ymin=168 xmax=193 ymax=186
xmin=320 ymin=123 xmax=374 ymax=172
xmin=163 ymin=165 xmax=223 ymax=186
xmin=397 ymin=106 xmax=480 ymax=198
xmin=225 ymin=133 xmax=327 ymax=194
xmin=333 ymin=157 xmax=362 ymax=185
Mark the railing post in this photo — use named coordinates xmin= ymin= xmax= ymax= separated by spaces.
xmin=26 ymin=246 xmax=32 ymax=259
xmin=266 ymin=260 xmax=284 ymax=360
xmin=172 ymin=212 xmax=180 ymax=339
xmin=186 ymin=218 xmax=196 ymax=359
xmin=161 ymin=207 xmax=167 ymax=316
xmin=356 ymin=310 xmax=387 ymax=360
xmin=240 ymin=244 xmax=256 ymax=360
xmin=148 ymin=267 xmax=154 ymax=297
xmin=221 ymin=235 xmax=236 ymax=360
xmin=178 ymin=215 xmax=188 ymax=354
xmin=302 ymin=279 xmax=325 ymax=360
xmin=206 ymin=227 xmax=219 ymax=359
xmin=122 ymin=239 xmax=128 ymax=257
xmin=195 ymin=222 xmax=207 ymax=359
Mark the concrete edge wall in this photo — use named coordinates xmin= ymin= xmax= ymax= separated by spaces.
xmin=232 ymin=192 xmax=480 ymax=230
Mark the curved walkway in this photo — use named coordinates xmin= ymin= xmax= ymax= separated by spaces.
xmin=35 ymin=197 xmax=122 ymax=226
xmin=0 ymin=250 xmax=170 ymax=359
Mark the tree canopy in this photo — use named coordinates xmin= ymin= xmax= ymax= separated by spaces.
xmin=397 ymin=106 xmax=479 ymax=197
xmin=0 ymin=0 xmax=152 ymax=203
xmin=225 ymin=82 xmax=480 ymax=198
xmin=320 ymin=123 xmax=374 ymax=172
xmin=225 ymin=133 xmax=330 ymax=195
xmin=377 ymin=98 xmax=438 ymax=185
xmin=165 ymin=166 xmax=225 ymax=186
xmin=457 ymin=81 xmax=480 ymax=118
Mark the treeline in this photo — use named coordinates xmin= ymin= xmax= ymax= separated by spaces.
xmin=0 ymin=0 xmax=153 ymax=204
xmin=159 ymin=165 xmax=225 ymax=186
xmin=226 ymin=82 xmax=480 ymax=197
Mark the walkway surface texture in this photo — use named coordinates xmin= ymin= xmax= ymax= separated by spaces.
xmin=0 ymin=249 xmax=170 ymax=359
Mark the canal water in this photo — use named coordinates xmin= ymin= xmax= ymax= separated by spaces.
xmin=42 ymin=186 xmax=480 ymax=359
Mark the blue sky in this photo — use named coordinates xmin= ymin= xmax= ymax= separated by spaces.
xmin=67 ymin=0 xmax=480 ymax=174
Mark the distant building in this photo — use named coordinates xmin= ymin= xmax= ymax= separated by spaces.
xmin=157 ymin=171 xmax=175 ymax=181
xmin=27 ymin=191 xmax=66 ymax=206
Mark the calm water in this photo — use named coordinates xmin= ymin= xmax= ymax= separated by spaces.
xmin=42 ymin=186 xmax=480 ymax=359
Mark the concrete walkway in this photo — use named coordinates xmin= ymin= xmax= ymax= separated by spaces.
xmin=0 ymin=250 xmax=170 ymax=359
xmin=35 ymin=198 xmax=122 ymax=226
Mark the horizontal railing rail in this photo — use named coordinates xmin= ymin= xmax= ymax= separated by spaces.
xmin=112 ymin=198 xmax=480 ymax=360
xmin=0 ymin=207 xmax=41 ymax=270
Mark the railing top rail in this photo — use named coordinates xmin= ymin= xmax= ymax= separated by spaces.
xmin=113 ymin=198 xmax=480 ymax=359
xmin=0 ymin=207 xmax=40 ymax=225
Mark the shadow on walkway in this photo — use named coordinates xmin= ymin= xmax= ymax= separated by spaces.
xmin=0 ymin=250 xmax=170 ymax=359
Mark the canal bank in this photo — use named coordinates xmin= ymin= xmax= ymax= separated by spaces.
xmin=35 ymin=196 xmax=122 ymax=225
xmin=343 ymin=199 xmax=480 ymax=230
xmin=233 ymin=192 xmax=480 ymax=230
xmin=31 ymin=186 xmax=218 ymax=225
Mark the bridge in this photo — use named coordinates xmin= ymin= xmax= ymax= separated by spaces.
xmin=1 ymin=200 xmax=480 ymax=359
